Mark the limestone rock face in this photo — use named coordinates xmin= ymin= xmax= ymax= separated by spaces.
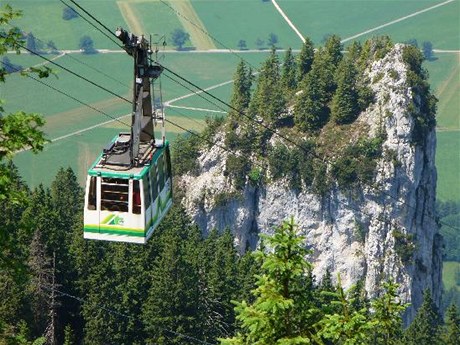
xmin=178 ymin=44 xmax=441 ymax=323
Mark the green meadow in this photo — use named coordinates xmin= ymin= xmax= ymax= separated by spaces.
xmin=11 ymin=0 xmax=127 ymax=50
xmin=443 ymin=261 xmax=460 ymax=291
xmin=5 ymin=0 xmax=458 ymax=206
xmin=192 ymin=0 xmax=301 ymax=49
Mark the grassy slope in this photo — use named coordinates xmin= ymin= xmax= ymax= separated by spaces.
xmin=443 ymin=261 xmax=460 ymax=291
xmin=11 ymin=0 xmax=127 ymax=50
xmin=9 ymin=52 xmax=268 ymax=186
xmin=424 ymin=54 xmax=460 ymax=202
xmin=277 ymin=0 xmax=459 ymax=48
xmin=436 ymin=131 xmax=460 ymax=201
xmin=6 ymin=1 xmax=459 ymax=208
xmin=192 ymin=0 xmax=301 ymax=49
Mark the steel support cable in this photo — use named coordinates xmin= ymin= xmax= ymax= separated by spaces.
xmin=0 ymin=60 xmax=130 ymax=130
xmin=39 ymin=285 xmax=217 ymax=345
xmin=63 ymin=0 xmax=122 ymax=47
xmin=63 ymin=0 xmax=450 ymax=233
xmin=159 ymin=63 xmax=458 ymax=232
xmin=162 ymin=72 xmax=229 ymax=116
xmin=21 ymin=0 xmax=456 ymax=232
xmin=157 ymin=0 xmax=258 ymax=70
xmin=3 ymin=60 xmax=440 ymax=249
xmin=16 ymin=42 xmax=132 ymax=104
xmin=6 ymin=23 xmax=130 ymax=90
xmin=165 ymin=115 xmax=416 ymax=232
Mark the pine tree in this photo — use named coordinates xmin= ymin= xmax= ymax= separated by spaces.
xmin=317 ymin=276 xmax=373 ymax=344
xmin=442 ymin=304 xmax=460 ymax=344
xmin=200 ymin=229 xmax=239 ymax=341
xmin=331 ymin=57 xmax=360 ymax=124
xmin=294 ymin=59 xmax=329 ymax=132
xmin=324 ymin=34 xmax=343 ymax=68
xmin=249 ymin=47 xmax=286 ymax=126
xmin=370 ymin=281 xmax=407 ymax=344
xmin=297 ymin=37 xmax=314 ymax=82
xmin=228 ymin=60 xmax=252 ymax=121
xmin=142 ymin=206 xmax=204 ymax=344
xmin=27 ymin=227 xmax=53 ymax=336
xmin=404 ymin=289 xmax=442 ymax=344
xmin=281 ymin=47 xmax=297 ymax=94
xmin=220 ymin=218 xmax=319 ymax=344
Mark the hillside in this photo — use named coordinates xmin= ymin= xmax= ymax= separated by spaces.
xmin=176 ymin=37 xmax=441 ymax=323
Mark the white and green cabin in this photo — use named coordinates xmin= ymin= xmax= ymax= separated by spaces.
xmin=83 ymin=27 xmax=172 ymax=244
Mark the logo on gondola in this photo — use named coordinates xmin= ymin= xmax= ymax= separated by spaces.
xmin=103 ymin=214 xmax=125 ymax=226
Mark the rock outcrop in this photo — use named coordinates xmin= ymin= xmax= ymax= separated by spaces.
xmin=178 ymin=44 xmax=442 ymax=323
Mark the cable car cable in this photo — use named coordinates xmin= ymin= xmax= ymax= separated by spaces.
xmin=17 ymin=1 xmax=454 ymax=233
xmin=61 ymin=0 xmax=123 ymax=50
xmin=6 ymin=23 xmax=130 ymax=90
xmin=159 ymin=62 xmax=454 ymax=231
xmin=39 ymin=284 xmax=217 ymax=345
xmin=0 ymin=60 xmax=132 ymax=134
xmin=157 ymin=0 xmax=258 ymax=70
xmin=68 ymin=0 xmax=449 ymax=232
xmin=16 ymin=42 xmax=132 ymax=104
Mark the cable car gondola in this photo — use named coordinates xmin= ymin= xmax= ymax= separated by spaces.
xmin=83 ymin=28 xmax=172 ymax=244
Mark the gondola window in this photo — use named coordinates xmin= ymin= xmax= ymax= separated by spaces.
xmin=101 ymin=177 xmax=129 ymax=212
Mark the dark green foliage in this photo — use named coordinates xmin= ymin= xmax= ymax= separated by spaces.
xmin=281 ymin=47 xmax=297 ymax=94
xmin=202 ymin=115 xmax=225 ymax=146
xmin=142 ymin=210 xmax=203 ymax=344
xmin=298 ymin=37 xmax=314 ymax=82
xmin=46 ymin=40 xmax=58 ymax=53
xmin=392 ymin=228 xmax=416 ymax=263
xmin=225 ymin=154 xmax=250 ymax=190
xmin=331 ymin=136 xmax=384 ymax=188
xmin=228 ymin=60 xmax=252 ymax=121
xmin=347 ymin=41 xmax=362 ymax=62
xmin=237 ymin=39 xmax=247 ymax=50
xmin=200 ymin=229 xmax=240 ymax=340
xmin=2 ymin=56 xmax=22 ymax=73
xmin=249 ymin=47 xmax=286 ymax=125
xmin=294 ymin=47 xmax=337 ymax=132
xmin=442 ymin=304 xmax=460 ymax=344
xmin=324 ymin=34 xmax=343 ymax=67
xmin=402 ymin=45 xmax=437 ymax=146
xmin=294 ymin=64 xmax=330 ymax=131
xmin=404 ymin=289 xmax=443 ymax=344
xmin=171 ymin=133 xmax=201 ymax=176
xmin=422 ymin=41 xmax=434 ymax=61
xmin=171 ymin=28 xmax=190 ymax=50
xmin=267 ymin=32 xmax=278 ymax=47
xmin=79 ymin=35 xmax=96 ymax=54
xmin=331 ymin=57 xmax=360 ymax=124
xmin=25 ymin=32 xmax=37 ymax=52
xmin=62 ymin=6 xmax=78 ymax=20
xmin=267 ymin=140 xmax=315 ymax=191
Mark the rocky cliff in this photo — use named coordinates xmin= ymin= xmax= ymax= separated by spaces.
xmin=178 ymin=44 xmax=442 ymax=323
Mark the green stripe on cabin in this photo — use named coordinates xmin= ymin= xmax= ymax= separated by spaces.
xmin=84 ymin=225 xmax=145 ymax=237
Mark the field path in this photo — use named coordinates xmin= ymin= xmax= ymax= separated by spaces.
xmin=342 ymin=0 xmax=457 ymax=43
xmin=272 ymin=0 xmax=456 ymax=44
xmin=165 ymin=0 xmax=216 ymax=50
xmin=271 ymin=0 xmax=305 ymax=43
xmin=117 ymin=1 xmax=145 ymax=35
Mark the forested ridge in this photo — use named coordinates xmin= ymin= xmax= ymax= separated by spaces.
xmin=1 ymin=168 xmax=459 ymax=344
xmin=1 ymin=4 xmax=460 ymax=345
